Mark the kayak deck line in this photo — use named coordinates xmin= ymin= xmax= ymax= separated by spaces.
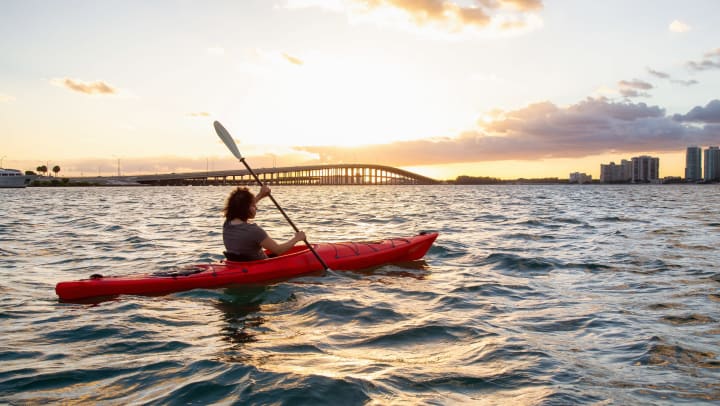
xmin=150 ymin=266 xmax=207 ymax=278
xmin=331 ymin=240 xmax=395 ymax=256
xmin=55 ymin=232 xmax=439 ymax=301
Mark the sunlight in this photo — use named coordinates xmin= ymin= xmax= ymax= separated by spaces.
xmin=237 ymin=53 xmax=461 ymax=148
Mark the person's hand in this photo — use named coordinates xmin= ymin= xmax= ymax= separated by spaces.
xmin=294 ymin=231 xmax=306 ymax=243
xmin=258 ymin=185 xmax=271 ymax=199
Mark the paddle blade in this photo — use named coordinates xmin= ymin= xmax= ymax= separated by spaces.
xmin=213 ymin=121 xmax=243 ymax=160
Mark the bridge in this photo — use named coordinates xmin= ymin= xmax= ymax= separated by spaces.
xmin=130 ymin=164 xmax=438 ymax=186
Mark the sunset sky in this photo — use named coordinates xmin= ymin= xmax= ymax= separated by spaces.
xmin=2 ymin=0 xmax=719 ymax=180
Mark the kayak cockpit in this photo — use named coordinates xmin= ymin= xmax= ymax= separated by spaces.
xmin=223 ymin=245 xmax=312 ymax=264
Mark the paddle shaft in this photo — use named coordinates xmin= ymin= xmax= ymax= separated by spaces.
xmin=238 ymin=157 xmax=329 ymax=271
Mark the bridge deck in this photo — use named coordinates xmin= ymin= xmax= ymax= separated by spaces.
xmin=128 ymin=164 xmax=438 ymax=186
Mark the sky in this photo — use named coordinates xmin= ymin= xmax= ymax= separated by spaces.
xmin=1 ymin=0 xmax=719 ymax=180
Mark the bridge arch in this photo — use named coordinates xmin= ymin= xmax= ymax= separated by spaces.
xmin=134 ymin=164 xmax=438 ymax=186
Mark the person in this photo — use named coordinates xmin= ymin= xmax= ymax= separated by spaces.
xmin=222 ymin=185 xmax=306 ymax=261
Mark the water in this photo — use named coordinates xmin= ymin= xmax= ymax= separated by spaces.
xmin=1 ymin=185 xmax=719 ymax=405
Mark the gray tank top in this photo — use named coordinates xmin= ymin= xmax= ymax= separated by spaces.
xmin=223 ymin=222 xmax=269 ymax=261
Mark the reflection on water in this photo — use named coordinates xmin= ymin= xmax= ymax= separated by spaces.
xmin=215 ymin=287 xmax=268 ymax=346
xmin=1 ymin=185 xmax=719 ymax=404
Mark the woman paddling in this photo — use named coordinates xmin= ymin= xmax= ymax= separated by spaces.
xmin=223 ymin=185 xmax=306 ymax=261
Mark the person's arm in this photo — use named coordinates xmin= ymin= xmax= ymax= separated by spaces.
xmin=255 ymin=185 xmax=271 ymax=204
xmin=261 ymin=231 xmax=306 ymax=255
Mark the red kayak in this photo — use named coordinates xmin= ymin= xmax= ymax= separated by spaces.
xmin=56 ymin=232 xmax=438 ymax=301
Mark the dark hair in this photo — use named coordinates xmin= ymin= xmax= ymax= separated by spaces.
xmin=224 ymin=187 xmax=255 ymax=222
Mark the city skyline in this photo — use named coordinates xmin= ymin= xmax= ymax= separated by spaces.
xmin=25 ymin=145 xmax=719 ymax=183
xmin=2 ymin=1 xmax=720 ymax=180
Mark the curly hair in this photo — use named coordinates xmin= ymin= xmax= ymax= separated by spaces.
xmin=223 ymin=187 xmax=255 ymax=222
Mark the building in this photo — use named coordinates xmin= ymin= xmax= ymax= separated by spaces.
xmin=631 ymin=155 xmax=659 ymax=183
xmin=600 ymin=160 xmax=632 ymax=183
xmin=704 ymin=146 xmax=720 ymax=182
xmin=569 ymin=172 xmax=592 ymax=184
xmin=685 ymin=146 xmax=702 ymax=182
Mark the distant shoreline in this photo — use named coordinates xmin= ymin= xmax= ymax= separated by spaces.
xmin=20 ymin=163 xmax=712 ymax=187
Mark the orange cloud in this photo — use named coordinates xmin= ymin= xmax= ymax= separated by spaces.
xmin=26 ymin=99 xmax=719 ymax=177
xmin=296 ymin=98 xmax=720 ymax=166
xmin=362 ymin=0 xmax=542 ymax=28
xmin=502 ymin=0 xmax=543 ymax=11
xmin=282 ymin=52 xmax=304 ymax=65
xmin=51 ymin=78 xmax=118 ymax=95
xmin=289 ymin=0 xmax=544 ymax=34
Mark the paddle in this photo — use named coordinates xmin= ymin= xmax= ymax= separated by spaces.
xmin=213 ymin=120 xmax=330 ymax=271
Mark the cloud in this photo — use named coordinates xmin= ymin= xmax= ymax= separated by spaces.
xmin=647 ymin=67 xmax=698 ymax=87
xmin=362 ymin=0 xmax=542 ymax=27
xmin=687 ymin=48 xmax=720 ymax=71
xmin=673 ymin=99 xmax=720 ymax=123
xmin=50 ymin=78 xmax=118 ymax=95
xmin=295 ymin=98 xmax=720 ymax=165
xmin=282 ymin=52 xmax=304 ymax=66
xmin=647 ymin=68 xmax=670 ymax=79
xmin=240 ymin=48 xmax=308 ymax=72
xmin=618 ymin=79 xmax=653 ymax=98
xmin=503 ymin=0 xmax=543 ymax=11
xmin=186 ymin=112 xmax=211 ymax=117
xmin=399 ymin=0 xmax=490 ymax=26
xmin=284 ymin=0 xmax=544 ymax=35
xmin=0 ymin=93 xmax=15 ymax=103
xmin=668 ymin=20 xmax=690 ymax=33
xmin=670 ymin=78 xmax=698 ymax=86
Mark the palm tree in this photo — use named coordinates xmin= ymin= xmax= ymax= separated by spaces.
xmin=52 ymin=165 xmax=60 ymax=177
xmin=37 ymin=165 xmax=48 ymax=176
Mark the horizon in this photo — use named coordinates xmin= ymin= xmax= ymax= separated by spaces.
xmin=2 ymin=1 xmax=720 ymax=180
xmin=17 ymin=153 xmax=702 ymax=183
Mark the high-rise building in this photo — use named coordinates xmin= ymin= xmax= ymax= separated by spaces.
xmin=620 ymin=159 xmax=632 ymax=181
xmin=704 ymin=146 xmax=720 ymax=182
xmin=685 ymin=146 xmax=702 ymax=182
xmin=569 ymin=172 xmax=592 ymax=184
xmin=600 ymin=163 xmax=616 ymax=183
xmin=631 ymin=155 xmax=659 ymax=183
xmin=600 ymin=159 xmax=632 ymax=183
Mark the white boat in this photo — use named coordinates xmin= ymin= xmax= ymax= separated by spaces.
xmin=0 ymin=168 xmax=32 ymax=188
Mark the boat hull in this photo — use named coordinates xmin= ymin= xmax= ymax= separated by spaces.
xmin=55 ymin=232 xmax=438 ymax=301
xmin=0 ymin=168 xmax=31 ymax=188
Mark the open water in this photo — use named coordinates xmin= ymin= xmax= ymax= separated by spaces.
xmin=1 ymin=185 xmax=719 ymax=405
